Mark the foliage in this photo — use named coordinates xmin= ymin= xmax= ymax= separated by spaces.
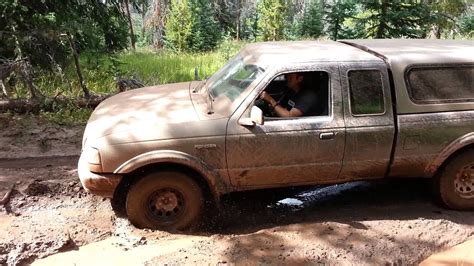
xmin=240 ymin=3 xmax=259 ymax=41
xmin=359 ymin=0 xmax=433 ymax=39
xmin=458 ymin=13 xmax=474 ymax=37
xmin=427 ymin=0 xmax=468 ymax=38
xmin=164 ymin=0 xmax=193 ymax=52
xmin=300 ymin=0 xmax=324 ymax=38
xmin=0 ymin=0 xmax=129 ymax=68
xmin=12 ymin=47 xmax=234 ymax=100
xmin=164 ymin=0 xmax=221 ymax=52
xmin=218 ymin=35 xmax=246 ymax=60
xmin=40 ymin=104 xmax=93 ymax=126
xmin=213 ymin=0 xmax=240 ymax=38
xmin=188 ymin=0 xmax=222 ymax=52
xmin=256 ymin=0 xmax=288 ymax=41
xmin=3 ymin=0 xmax=474 ymax=125
xmin=324 ymin=0 xmax=360 ymax=40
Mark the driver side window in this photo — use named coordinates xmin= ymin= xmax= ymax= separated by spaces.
xmin=256 ymin=71 xmax=329 ymax=118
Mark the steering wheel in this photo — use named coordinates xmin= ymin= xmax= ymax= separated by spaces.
xmin=254 ymin=98 xmax=276 ymax=117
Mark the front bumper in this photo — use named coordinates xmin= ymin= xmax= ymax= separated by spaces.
xmin=78 ymin=153 xmax=123 ymax=198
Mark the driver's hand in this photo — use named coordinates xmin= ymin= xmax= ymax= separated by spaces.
xmin=259 ymin=91 xmax=273 ymax=103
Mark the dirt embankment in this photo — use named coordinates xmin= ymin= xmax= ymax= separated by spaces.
xmin=0 ymin=114 xmax=82 ymax=160
xmin=0 ymin=114 xmax=473 ymax=265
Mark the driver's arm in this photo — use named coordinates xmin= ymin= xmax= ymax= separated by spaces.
xmin=260 ymin=91 xmax=303 ymax=117
xmin=274 ymin=105 xmax=303 ymax=117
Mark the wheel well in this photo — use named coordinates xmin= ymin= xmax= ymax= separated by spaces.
xmin=435 ymin=144 xmax=474 ymax=176
xmin=111 ymin=163 xmax=216 ymax=215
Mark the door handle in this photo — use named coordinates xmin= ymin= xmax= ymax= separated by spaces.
xmin=319 ymin=132 xmax=335 ymax=140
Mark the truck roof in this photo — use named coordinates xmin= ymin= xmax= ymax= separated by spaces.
xmin=244 ymin=39 xmax=473 ymax=69
xmin=242 ymin=40 xmax=382 ymax=65
xmin=340 ymin=39 xmax=474 ymax=69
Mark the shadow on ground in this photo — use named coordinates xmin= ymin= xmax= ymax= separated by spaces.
xmin=210 ymin=178 xmax=473 ymax=234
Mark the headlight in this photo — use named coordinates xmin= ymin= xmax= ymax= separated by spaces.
xmin=84 ymin=147 xmax=102 ymax=172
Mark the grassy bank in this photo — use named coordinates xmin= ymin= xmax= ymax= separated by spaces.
xmin=29 ymin=41 xmax=245 ymax=98
xmin=10 ymin=41 xmax=245 ymax=124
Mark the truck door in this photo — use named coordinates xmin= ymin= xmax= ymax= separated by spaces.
xmin=339 ymin=62 xmax=395 ymax=180
xmin=225 ymin=63 xmax=345 ymax=188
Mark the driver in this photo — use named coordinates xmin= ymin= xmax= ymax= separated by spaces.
xmin=259 ymin=73 xmax=317 ymax=117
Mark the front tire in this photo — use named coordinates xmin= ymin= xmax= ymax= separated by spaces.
xmin=126 ymin=171 xmax=204 ymax=230
xmin=436 ymin=150 xmax=474 ymax=210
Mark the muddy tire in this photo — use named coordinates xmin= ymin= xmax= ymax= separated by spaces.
xmin=126 ymin=171 xmax=204 ymax=230
xmin=436 ymin=150 xmax=474 ymax=210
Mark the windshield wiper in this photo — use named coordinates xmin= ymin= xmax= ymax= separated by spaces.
xmin=206 ymin=83 xmax=214 ymax=114
xmin=193 ymin=76 xmax=209 ymax=93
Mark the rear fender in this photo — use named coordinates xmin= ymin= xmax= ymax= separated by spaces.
xmin=425 ymin=132 xmax=474 ymax=176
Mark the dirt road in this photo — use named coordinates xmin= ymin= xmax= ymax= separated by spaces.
xmin=1 ymin=162 xmax=473 ymax=265
xmin=0 ymin=114 xmax=473 ymax=265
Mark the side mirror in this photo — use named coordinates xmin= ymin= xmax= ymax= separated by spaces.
xmin=239 ymin=106 xmax=264 ymax=127
xmin=251 ymin=106 xmax=264 ymax=125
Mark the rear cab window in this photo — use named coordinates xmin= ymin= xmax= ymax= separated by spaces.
xmin=348 ymin=70 xmax=385 ymax=115
xmin=405 ymin=64 xmax=474 ymax=104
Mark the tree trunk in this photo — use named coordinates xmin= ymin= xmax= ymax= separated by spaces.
xmin=11 ymin=26 xmax=41 ymax=99
xmin=66 ymin=32 xmax=90 ymax=99
xmin=141 ymin=2 xmax=146 ymax=38
xmin=430 ymin=24 xmax=442 ymax=39
xmin=18 ymin=61 xmax=42 ymax=99
xmin=376 ymin=0 xmax=389 ymax=38
xmin=149 ymin=0 xmax=166 ymax=49
xmin=125 ymin=0 xmax=136 ymax=50
xmin=333 ymin=18 xmax=339 ymax=40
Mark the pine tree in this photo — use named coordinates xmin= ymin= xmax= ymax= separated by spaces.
xmin=301 ymin=0 xmax=324 ymax=38
xmin=459 ymin=13 xmax=474 ymax=37
xmin=257 ymin=0 xmax=287 ymax=41
xmin=188 ymin=0 xmax=221 ymax=52
xmin=240 ymin=2 xmax=259 ymax=41
xmin=324 ymin=0 xmax=359 ymax=40
xmin=164 ymin=0 xmax=192 ymax=52
xmin=360 ymin=0 xmax=433 ymax=39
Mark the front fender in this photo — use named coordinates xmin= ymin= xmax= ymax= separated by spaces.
xmin=114 ymin=150 xmax=223 ymax=197
xmin=425 ymin=132 xmax=474 ymax=176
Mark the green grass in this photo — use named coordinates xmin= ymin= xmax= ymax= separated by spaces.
xmin=118 ymin=49 xmax=226 ymax=85
xmin=18 ymin=40 xmax=245 ymax=99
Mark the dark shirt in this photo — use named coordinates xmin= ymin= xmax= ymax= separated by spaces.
xmin=279 ymin=88 xmax=318 ymax=116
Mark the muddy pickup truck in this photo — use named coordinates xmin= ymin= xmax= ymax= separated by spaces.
xmin=79 ymin=39 xmax=473 ymax=230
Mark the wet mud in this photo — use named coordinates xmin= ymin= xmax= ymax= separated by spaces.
xmin=1 ymin=166 xmax=473 ymax=265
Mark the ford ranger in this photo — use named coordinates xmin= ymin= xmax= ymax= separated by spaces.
xmin=78 ymin=39 xmax=473 ymax=230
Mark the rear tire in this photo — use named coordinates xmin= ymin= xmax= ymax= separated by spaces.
xmin=436 ymin=150 xmax=474 ymax=210
xmin=126 ymin=171 xmax=204 ymax=230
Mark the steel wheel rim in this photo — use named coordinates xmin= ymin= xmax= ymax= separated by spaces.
xmin=147 ymin=188 xmax=185 ymax=221
xmin=454 ymin=163 xmax=474 ymax=199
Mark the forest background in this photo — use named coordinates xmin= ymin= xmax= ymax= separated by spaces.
xmin=0 ymin=0 xmax=472 ymax=123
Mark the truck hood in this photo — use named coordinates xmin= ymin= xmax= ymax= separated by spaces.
xmin=84 ymin=82 xmax=200 ymax=143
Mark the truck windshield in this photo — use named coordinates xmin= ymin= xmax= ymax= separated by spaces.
xmin=205 ymin=56 xmax=265 ymax=103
